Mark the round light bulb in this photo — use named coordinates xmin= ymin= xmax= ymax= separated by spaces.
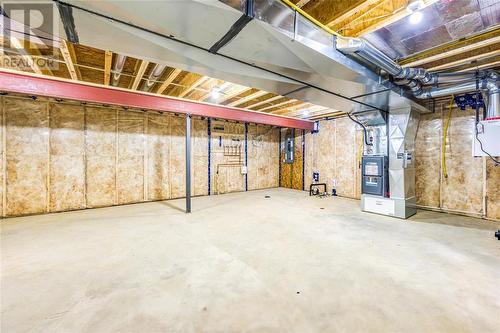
xmin=409 ymin=11 xmax=423 ymax=24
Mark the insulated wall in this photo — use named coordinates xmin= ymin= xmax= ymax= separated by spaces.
xmin=302 ymin=117 xmax=363 ymax=198
xmin=299 ymin=114 xmax=498 ymax=221
xmin=0 ymin=96 xmax=279 ymax=217
xmin=414 ymin=108 xmax=499 ymax=220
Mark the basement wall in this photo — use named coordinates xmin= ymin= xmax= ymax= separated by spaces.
xmin=414 ymin=108 xmax=499 ymax=221
xmin=0 ymin=96 xmax=279 ymax=217
xmin=279 ymin=128 xmax=304 ymax=190
xmin=282 ymin=114 xmax=498 ymax=221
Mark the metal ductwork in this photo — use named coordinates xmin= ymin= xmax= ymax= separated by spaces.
xmin=337 ymin=38 xmax=500 ymax=119
xmin=111 ymin=54 xmax=126 ymax=86
xmin=142 ymin=64 xmax=166 ymax=91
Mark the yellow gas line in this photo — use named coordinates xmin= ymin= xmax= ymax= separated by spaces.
xmin=279 ymin=0 xmax=343 ymax=38
xmin=442 ymin=95 xmax=454 ymax=179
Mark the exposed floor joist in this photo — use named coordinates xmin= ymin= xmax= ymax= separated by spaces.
xmin=228 ymin=90 xmax=268 ymax=107
xmin=103 ymin=51 xmax=113 ymax=85
xmin=130 ymin=60 xmax=149 ymax=90
xmin=178 ymin=76 xmax=209 ymax=98
xmin=60 ymin=40 xmax=80 ymax=81
xmin=157 ymin=68 xmax=182 ymax=94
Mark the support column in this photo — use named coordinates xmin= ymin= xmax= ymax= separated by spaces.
xmin=185 ymin=115 xmax=191 ymax=213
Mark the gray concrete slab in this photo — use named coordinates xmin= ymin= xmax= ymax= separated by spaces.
xmin=1 ymin=188 xmax=499 ymax=332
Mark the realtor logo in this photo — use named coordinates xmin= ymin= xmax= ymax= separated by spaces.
xmin=1 ymin=1 xmax=60 ymax=71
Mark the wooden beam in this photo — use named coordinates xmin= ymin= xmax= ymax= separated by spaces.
xmin=453 ymin=60 xmax=500 ymax=73
xmin=217 ymin=86 xmax=251 ymax=104
xmin=60 ymin=40 xmax=79 ymax=81
xmin=130 ymin=60 xmax=149 ymax=90
xmin=246 ymin=95 xmax=283 ymax=109
xmin=327 ymin=0 xmax=381 ymax=28
xmin=271 ymin=102 xmax=310 ymax=115
xmin=428 ymin=49 xmax=500 ymax=72
xmin=296 ymin=0 xmax=312 ymax=8
xmin=178 ymin=75 xmax=209 ymax=98
xmin=258 ymin=99 xmax=298 ymax=112
xmin=8 ymin=37 xmax=44 ymax=75
xmin=104 ymin=50 xmax=113 ymax=85
xmin=355 ymin=0 xmax=439 ymax=36
xmin=156 ymin=68 xmax=182 ymax=94
xmin=199 ymin=81 xmax=231 ymax=101
xmin=228 ymin=90 xmax=268 ymax=107
xmin=402 ymin=35 xmax=500 ymax=67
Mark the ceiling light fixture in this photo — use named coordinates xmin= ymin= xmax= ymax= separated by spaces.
xmin=406 ymin=0 xmax=424 ymax=13
xmin=407 ymin=0 xmax=424 ymax=24
xmin=211 ymin=86 xmax=221 ymax=99
xmin=409 ymin=10 xmax=423 ymax=24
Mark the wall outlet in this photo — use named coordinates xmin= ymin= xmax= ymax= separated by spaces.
xmin=241 ymin=166 xmax=248 ymax=174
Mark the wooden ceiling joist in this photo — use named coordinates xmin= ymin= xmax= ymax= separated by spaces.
xmin=228 ymin=90 xmax=268 ymax=107
xmin=103 ymin=50 xmax=113 ymax=85
xmin=258 ymin=99 xmax=298 ymax=112
xmin=428 ymin=49 xmax=500 ymax=72
xmin=130 ymin=60 xmax=149 ymax=90
xmin=271 ymin=102 xmax=310 ymax=115
xmin=198 ymin=81 xmax=232 ymax=101
xmin=354 ymin=0 xmax=440 ymax=37
xmin=217 ymin=86 xmax=251 ymax=104
xmin=402 ymin=35 xmax=500 ymax=68
xmin=296 ymin=0 xmax=312 ymax=8
xmin=326 ymin=0 xmax=380 ymax=28
xmin=8 ymin=37 xmax=45 ymax=75
xmin=178 ymin=75 xmax=209 ymax=98
xmin=454 ymin=60 xmax=500 ymax=73
xmin=156 ymin=68 xmax=182 ymax=94
xmin=246 ymin=95 xmax=283 ymax=109
xmin=60 ymin=40 xmax=80 ymax=81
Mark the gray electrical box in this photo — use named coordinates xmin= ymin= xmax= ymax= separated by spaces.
xmin=285 ymin=136 xmax=294 ymax=164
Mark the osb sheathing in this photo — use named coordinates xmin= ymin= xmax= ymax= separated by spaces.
xmin=414 ymin=112 xmax=441 ymax=208
xmin=280 ymin=128 xmax=303 ymax=190
xmin=210 ymin=121 xmax=245 ymax=194
xmin=486 ymin=160 xmax=500 ymax=220
xmin=304 ymin=118 xmax=361 ymax=199
xmin=414 ymin=108 xmax=498 ymax=220
xmin=49 ymin=103 xmax=85 ymax=212
xmin=4 ymin=98 xmax=49 ymax=216
xmin=248 ymin=125 xmax=279 ymax=190
xmin=85 ymin=106 xmax=117 ymax=208
xmin=0 ymin=96 xmax=280 ymax=217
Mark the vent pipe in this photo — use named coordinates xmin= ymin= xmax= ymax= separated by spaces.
xmin=337 ymin=38 xmax=499 ymax=118
xmin=142 ymin=64 xmax=166 ymax=91
xmin=111 ymin=54 xmax=126 ymax=86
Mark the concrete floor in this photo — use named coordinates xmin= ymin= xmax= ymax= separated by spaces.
xmin=1 ymin=188 xmax=500 ymax=333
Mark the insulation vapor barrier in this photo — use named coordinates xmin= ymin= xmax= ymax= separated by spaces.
xmin=0 ymin=96 xmax=280 ymax=217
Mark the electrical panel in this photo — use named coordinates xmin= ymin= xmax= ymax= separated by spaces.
xmin=473 ymin=120 xmax=500 ymax=157
xmin=285 ymin=135 xmax=294 ymax=164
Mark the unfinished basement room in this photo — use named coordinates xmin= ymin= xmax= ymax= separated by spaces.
xmin=1 ymin=0 xmax=499 ymax=332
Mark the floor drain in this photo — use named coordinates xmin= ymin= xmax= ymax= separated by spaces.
xmin=320 ymin=207 xmax=324 ymax=209
xmin=265 ymin=195 xmax=271 ymax=198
